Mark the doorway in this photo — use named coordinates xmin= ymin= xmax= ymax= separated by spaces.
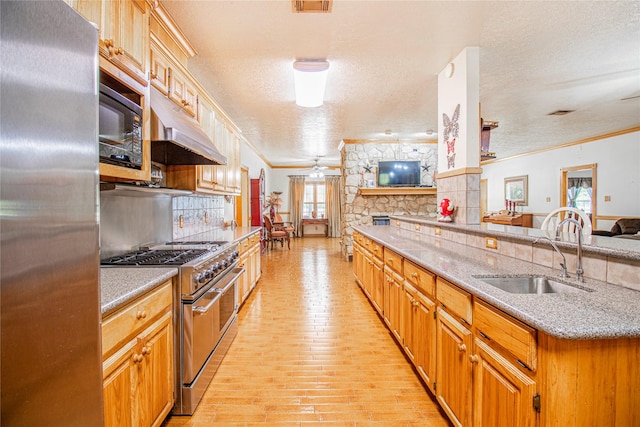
xmin=235 ymin=167 xmax=249 ymax=227
xmin=560 ymin=163 xmax=597 ymax=229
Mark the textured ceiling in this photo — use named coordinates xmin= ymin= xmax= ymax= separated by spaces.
xmin=161 ymin=1 xmax=640 ymax=168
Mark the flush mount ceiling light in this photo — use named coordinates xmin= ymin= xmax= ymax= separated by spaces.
xmin=293 ymin=60 xmax=329 ymax=107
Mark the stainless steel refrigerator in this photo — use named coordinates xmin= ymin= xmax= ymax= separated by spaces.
xmin=1 ymin=1 xmax=104 ymax=425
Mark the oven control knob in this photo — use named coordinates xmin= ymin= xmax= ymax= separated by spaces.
xmin=220 ymin=260 xmax=228 ymax=269
xmin=197 ymin=273 xmax=207 ymax=284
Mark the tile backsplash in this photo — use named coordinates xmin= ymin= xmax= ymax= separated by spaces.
xmin=172 ymin=195 xmax=225 ymax=239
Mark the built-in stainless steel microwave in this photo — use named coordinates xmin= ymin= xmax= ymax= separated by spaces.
xmin=99 ymin=83 xmax=143 ymax=169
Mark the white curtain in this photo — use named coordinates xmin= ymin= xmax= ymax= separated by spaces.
xmin=325 ymin=175 xmax=342 ymax=238
xmin=288 ymin=176 xmax=305 ymax=237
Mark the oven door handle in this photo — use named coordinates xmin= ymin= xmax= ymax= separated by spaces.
xmin=213 ymin=266 xmax=245 ymax=295
xmin=192 ymin=289 xmax=222 ymax=314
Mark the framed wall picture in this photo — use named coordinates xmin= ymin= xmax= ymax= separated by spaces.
xmin=504 ymin=175 xmax=528 ymax=205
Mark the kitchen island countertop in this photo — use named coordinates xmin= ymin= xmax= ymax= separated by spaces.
xmin=355 ymin=224 xmax=640 ymax=340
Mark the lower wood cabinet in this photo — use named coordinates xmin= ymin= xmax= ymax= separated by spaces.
xmin=473 ymin=337 xmax=537 ymax=427
xmin=101 ymin=280 xmax=174 ymax=427
xmin=238 ymin=233 xmax=262 ymax=308
xmin=403 ymin=282 xmax=437 ymax=393
xmin=352 ymin=231 xmax=640 ymax=427
xmin=436 ymin=307 xmax=473 ymax=427
xmin=384 ymin=267 xmax=403 ymax=342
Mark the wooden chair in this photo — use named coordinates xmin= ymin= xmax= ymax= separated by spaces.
xmin=541 ymin=207 xmax=592 ymax=239
xmin=274 ymin=213 xmax=296 ymax=238
xmin=263 ymin=215 xmax=290 ymax=249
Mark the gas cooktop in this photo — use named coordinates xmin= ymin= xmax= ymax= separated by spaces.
xmin=101 ymin=249 xmax=209 ymax=266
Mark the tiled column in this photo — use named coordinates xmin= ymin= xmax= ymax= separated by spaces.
xmin=436 ymin=47 xmax=481 ymax=225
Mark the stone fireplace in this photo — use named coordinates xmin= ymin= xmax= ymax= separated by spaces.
xmin=340 ymin=140 xmax=438 ymax=259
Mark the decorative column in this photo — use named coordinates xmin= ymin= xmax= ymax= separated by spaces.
xmin=436 ymin=47 xmax=482 ymax=225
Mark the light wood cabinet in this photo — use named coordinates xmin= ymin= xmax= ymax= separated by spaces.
xmin=100 ymin=0 xmax=149 ymax=85
xmin=436 ymin=307 xmax=473 ymax=427
xmin=403 ymin=281 xmax=437 ymax=393
xmin=150 ymin=39 xmax=171 ymax=95
xmin=384 ymin=268 xmax=403 ymax=343
xmin=101 ymin=280 xmax=174 ymax=427
xmin=65 ymin=0 xmax=149 ymax=84
xmin=168 ymin=66 xmax=197 ymax=117
xmin=354 ymin=231 xmax=639 ymax=427
xmin=472 ymin=337 xmax=538 ymax=427
xmin=238 ymin=233 xmax=262 ymax=308
xmin=371 ymin=254 xmax=384 ymax=315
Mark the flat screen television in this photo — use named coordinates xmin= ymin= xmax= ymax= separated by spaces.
xmin=377 ymin=160 xmax=421 ymax=187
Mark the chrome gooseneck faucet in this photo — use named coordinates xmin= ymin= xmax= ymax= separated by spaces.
xmin=555 ymin=218 xmax=585 ymax=282
xmin=533 ymin=236 xmax=569 ymax=278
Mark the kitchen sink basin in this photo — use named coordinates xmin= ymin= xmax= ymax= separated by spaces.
xmin=473 ymin=275 xmax=593 ymax=294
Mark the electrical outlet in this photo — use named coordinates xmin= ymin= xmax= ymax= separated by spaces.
xmin=604 ymin=195 xmax=611 ymax=202
xmin=485 ymin=237 xmax=498 ymax=249
xmin=434 ymin=226 xmax=442 ymax=236
xmin=546 ymin=197 xmax=551 ymax=202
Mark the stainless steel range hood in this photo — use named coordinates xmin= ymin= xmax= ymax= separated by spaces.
xmin=150 ymin=86 xmax=227 ymax=165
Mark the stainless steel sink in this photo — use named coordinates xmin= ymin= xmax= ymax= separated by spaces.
xmin=473 ymin=275 xmax=593 ymax=294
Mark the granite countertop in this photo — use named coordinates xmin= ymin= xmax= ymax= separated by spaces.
xmin=100 ymin=268 xmax=178 ymax=316
xmin=391 ymin=215 xmax=640 ymax=261
xmin=355 ymin=225 xmax=640 ymax=340
xmin=100 ymin=227 xmax=261 ymax=317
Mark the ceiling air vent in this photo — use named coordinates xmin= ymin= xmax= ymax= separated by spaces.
xmin=292 ymin=0 xmax=332 ymax=13
xmin=547 ymin=110 xmax=575 ymax=116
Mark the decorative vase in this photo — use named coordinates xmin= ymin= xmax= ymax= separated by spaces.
xmin=311 ymin=211 xmax=317 ymax=219
xmin=269 ymin=205 xmax=275 ymax=222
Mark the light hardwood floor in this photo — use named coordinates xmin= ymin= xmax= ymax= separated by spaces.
xmin=162 ymin=237 xmax=451 ymax=426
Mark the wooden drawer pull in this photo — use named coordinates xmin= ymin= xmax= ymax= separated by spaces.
xmin=136 ymin=310 xmax=147 ymax=320
xmin=469 ymin=354 xmax=479 ymax=364
xmin=458 ymin=343 xmax=467 ymax=353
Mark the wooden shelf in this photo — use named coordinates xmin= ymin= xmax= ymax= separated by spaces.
xmin=359 ymin=187 xmax=437 ymax=196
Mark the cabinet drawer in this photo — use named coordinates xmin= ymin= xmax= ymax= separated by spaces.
xmin=239 ymin=238 xmax=249 ymax=253
xmin=249 ymin=234 xmax=260 ymax=246
xmin=370 ymin=241 xmax=383 ymax=259
xmin=384 ymin=248 xmax=403 ymax=274
xmin=436 ymin=278 xmax=472 ymax=325
xmin=474 ymin=299 xmax=537 ymax=370
xmin=102 ymin=280 xmax=173 ymax=358
xmin=404 ymin=260 xmax=435 ymax=297
xmin=353 ymin=232 xmax=362 ymax=245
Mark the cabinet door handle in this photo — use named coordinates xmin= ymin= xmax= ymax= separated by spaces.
xmin=141 ymin=346 xmax=151 ymax=356
xmin=469 ymin=354 xmax=479 ymax=364
xmin=458 ymin=343 xmax=467 ymax=353
xmin=133 ymin=354 xmax=143 ymax=363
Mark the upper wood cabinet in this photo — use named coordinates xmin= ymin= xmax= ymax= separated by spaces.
xmin=149 ymin=40 xmax=171 ymax=95
xmin=81 ymin=0 xmax=149 ymax=85
xmin=168 ymin=66 xmax=197 ymax=117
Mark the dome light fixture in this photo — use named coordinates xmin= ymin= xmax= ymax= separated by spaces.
xmin=293 ymin=60 xmax=329 ymax=107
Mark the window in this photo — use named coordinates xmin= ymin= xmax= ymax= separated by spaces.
xmin=303 ymin=182 xmax=325 ymax=218
xmin=574 ymin=187 xmax=592 ymax=215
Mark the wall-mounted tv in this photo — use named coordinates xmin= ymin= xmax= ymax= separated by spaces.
xmin=377 ymin=160 xmax=421 ymax=187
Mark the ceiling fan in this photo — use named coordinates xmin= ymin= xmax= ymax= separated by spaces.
xmin=307 ymin=158 xmax=328 ymax=178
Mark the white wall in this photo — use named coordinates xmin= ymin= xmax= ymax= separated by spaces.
xmin=481 ymin=131 xmax=640 ymax=230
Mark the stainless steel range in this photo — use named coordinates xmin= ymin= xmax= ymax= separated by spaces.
xmin=101 ymin=241 xmax=244 ymax=415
